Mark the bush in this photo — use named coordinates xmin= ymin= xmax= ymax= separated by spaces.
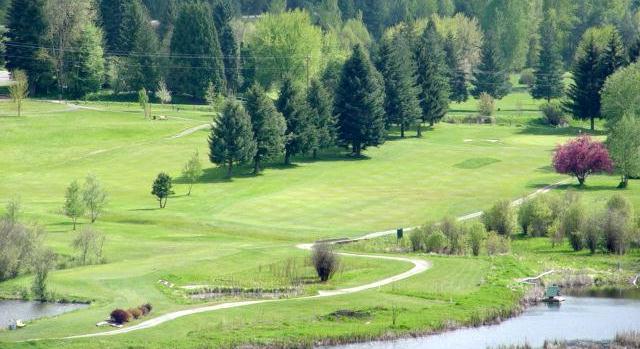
xmin=409 ymin=229 xmax=426 ymax=252
xmin=527 ymin=197 xmax=556 ymax=237
xmin=110 ymin=309 xmax=131 ymax=324
xmin=518 ymin=69 xmax=535 ymax=87
xmin=584 ymin=214 xmax=603 ymax=254
xmin=604 ymin=195 xmax=635 ymax=254
xmin=440 ymin=217 xmax=466 ymax=255
xmin=466 ymin=222 xmax=487 ymax=256
xmin=311 ymin=244 xmax=340 ymax=282
xmin=486 ymin=232 xmax=510 ymax=255
xmin=561 ymin=200 xmax=587 ymax=251
xmin=140 ymin=303 xmax=153 ymax=315
xmin=424 ymin=230 xmax=448 ymax=254
xmin=128 ymin=307 xmax=142 ymax=319
xmin=483 ymin=200 xmax=517 ymax=236
xmin=539 ymin=101 xmax=570 ymax=127
xmin=477 ymin=92 xmax=495 ymax=116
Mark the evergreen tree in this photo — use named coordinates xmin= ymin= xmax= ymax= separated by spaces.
xmin=67 ymin=23 xmax=105 ymax=98
xmin=415 ymin=21 xmax=450 ymax=134
xmin=170 ymin=2 xmax=225 ymax=100
xmin=444 ymin=32 xmax=469 ymax=103
xmin=599 ymin=30 xmax=627 ymax=81
xmin=125 ymin=0 xmax=160 ymax=92
xmin=334 ymin=44 xmax=386 ymax=156
xmin=213 ymin=0 xmax=241 ymax=93
xmin=531 ymin=14 xmax=564 ymax=101
xmin=564 ymin=37 xmax=602 ymax=131
xmin=5 ymin=0 xmax=54 ymax=94
xmin=276 ymin=77 xmax=312 ymax=165
xmin=209 ymin=100 xmax=256 ymax=177
xmin=245 ymin=83 xmax=286 ymax=173
xmin=307 ymin=79 xmax=336 ymax=157
xmin=381 ymin=33 xmax=421 ymax=138
xmin=99 ymin=0 xmax=136 ymax=53
xmin=471 ymin=32 xmax=511 ymax=99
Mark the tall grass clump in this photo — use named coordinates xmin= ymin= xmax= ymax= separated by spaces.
xmin=311 ymin=244 xmax=340 ymax=282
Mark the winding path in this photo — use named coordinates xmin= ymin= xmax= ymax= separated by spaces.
xmin=28 ymin=180 xmax=567 ymax=341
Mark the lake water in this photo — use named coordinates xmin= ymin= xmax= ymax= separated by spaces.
xmin=326 ymin=291 xmax=640 ymax=349
xmin=0 ymin=300 xmax=88 ymax=328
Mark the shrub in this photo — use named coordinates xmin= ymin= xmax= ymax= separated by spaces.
xmin=140 ymin=303 xmax=153 ymax=315
xmin=539 ymin=101 xmax=570 ymax=127
xmin=486 ymin=232 xmax=510 ymax=255
xmin=584 ymin=214 xmax=603 ymax=254
xmin=110 ymin=309 xmax=131 ymax=324
xmin=424 ymin=230 xmax=448 ymax=254
xmin=527 ymin=197 xmax=556 ymax=237
xmin=604 ymin=195 xmax=635 ymax=254
xmin=483 ymin=200 xmax=517 ymax=236
xmin=311 ymin=244 xmax=340 ymax=282
xmin=409 ymin=229 xmax=426 ymax=252
xmin=518 ymin=69 xmax=535 ymax=86
xmin=477 ymin=92 xmax=495 ymax=116
xmin=561 ymin=200 xmax=587 ymax=251
xmin=466 ymin=222 xmax=487 ymax=256
xmin=440 ymin=217 xmax=466 ymax=255
xmin=128 ymin=307 xmax=142 ymax=319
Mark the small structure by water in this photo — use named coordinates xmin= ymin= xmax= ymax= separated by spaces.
xmin=542 ymin=285 xmax=566 ymax=303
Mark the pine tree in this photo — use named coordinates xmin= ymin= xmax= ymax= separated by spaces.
xmin=209 ymin=100 xmax=256 ymax=177
xmin=415 ymin=20 xmax=450 ymax=135
xmin=531 ymin=14 xmax=564 ymax=102
xmin=5 ymin=0 xmax=54 ymax=94
xmin=381 ymin=32 xmax=421 ymax=138
xmin=125 ymin=0 xmax=160 ymax=92
xmin=276 ymin=77 xmax=312 ymax=165
xmin=471 ymin=32 xmax=511 ymax=99
xmin=599 ymin=30 xmax=627 ymax=82
xmin=564 ymin=37 xmax=602 ymax=131
xmin=67 ymin=23 xmax=105 ymax=98
xmin=213 ymin=0 xmax=241 ymax=93
xmin=245 ymin=83 xmax=286 ymax=173
xmin=170 ymin=2 xmax=226 ymax=100
xmin=307 ymin=79 xmax=336 ymax=157
xmin=444 ymin=32 xmax=468 ymax=103
xmin=334 ymin=44 xmax=386 ymax=156
xmin=99 ymin=0 xmax=136 ymax=53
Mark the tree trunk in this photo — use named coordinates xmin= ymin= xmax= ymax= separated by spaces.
xmin=254 ymin=158 xmax=261 ymax=174
xmin=284 ymin=151 xmax=291 ymax=165
xmin=188 ymin=183 xmax=193 ymax=196
xmin=159 ymin=199 xmax=163 ymax=208
xmin=590 ymin=117 xmax=595 ymax=131
xmin=417 ymin=123 xmax=422 ymax=138
xmin=73 ymin=219 xmax=76 ymax=230
xmin=313 ymin=148 xmax=318 ymax=159
xmin=400 ymin=125 xmax=405 ymax=138
xmin=578 ymin=176 xmax=586 ymax=186
xmin=429 ymin=120 xmax=434 ymax=127
xmin=227 ymin=159 xmax=233 ymax=177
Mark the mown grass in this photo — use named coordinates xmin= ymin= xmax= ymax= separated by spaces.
xmin=0 ymin=92 xmax=633 ymax=348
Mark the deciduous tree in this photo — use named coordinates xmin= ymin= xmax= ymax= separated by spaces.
xmin=151 ymin=172 xmax=173 ymax=208
xmin=9 ymin=70 xmax=28 ymax=117
xmin=82 ymin=174 xmax=108 ymax=223
xmin=64 ymin=180 xmax=85 ymax=230
xmin=607 ymin=114 xmax=640 ymax=188
xmin=553 ymin=135 xmax=613 ymax=186
xmin=182 ymin=151 xmax=203 ymax=195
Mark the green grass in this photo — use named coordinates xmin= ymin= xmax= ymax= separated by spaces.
xmin=0 ymin=95 xmax=634 ymax=348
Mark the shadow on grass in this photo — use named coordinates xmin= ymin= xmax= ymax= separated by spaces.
xmin=527 ymin=182 xmax=619 ymax=192
xmin=175 ymin=148 xmax=373 ymax=184
xmin=517 ymin=119 xmax=607 ymax=136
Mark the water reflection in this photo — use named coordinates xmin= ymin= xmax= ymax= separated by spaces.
xmin=0 ymin=300 xmax=88 ymax=328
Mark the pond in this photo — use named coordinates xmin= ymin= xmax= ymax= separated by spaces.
xmin=0 ymin=300 xmax=88 ymax=328
xmin=326 ymin=290 xmax=640 ymax=349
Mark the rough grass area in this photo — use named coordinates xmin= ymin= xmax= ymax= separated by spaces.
xmin=0 ymin=94 xmax=634 ymax=348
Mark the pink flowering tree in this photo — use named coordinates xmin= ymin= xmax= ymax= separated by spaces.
xmin=553 ymin=135 xmax=613 ymax=185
